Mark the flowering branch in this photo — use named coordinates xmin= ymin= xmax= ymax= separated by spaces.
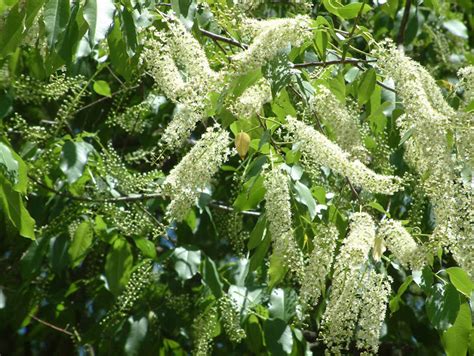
xmin=293 ymin=58 xmax=376 ymax=68
xmin=199 ymin=28 xmax=248 ymax=50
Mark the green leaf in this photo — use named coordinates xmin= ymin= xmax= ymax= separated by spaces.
xmin=446 ymin=267 xmax=474 ymax=298
xmin=233 ymin=175 xmax=265 ymax=211
xmin=443 ymin=20 xmax=468 ymax=39
xmin=202 ymin=257 xmax=223 ymax=298
xmin=68 ymin=220 xmax=93 ymax=266
xmin=20 ymin=236 xmax=49 ymax=278
xmin=358 ymin=68 xmax=377 ymax=105
xmin=59 ymin=140 xmax=94 ymax=184
xmin=134 ymin=237 xmax=156 ymax=259
xmin=268 ymin=288 xmax=297 ymax=322
xmin=442 ymin=303 xmax=472 ymax=356
xmin=246 ymin=315 xmax=264 ymax=353
xmin=0 ymin=142 xmax=19 ymax=185
xmin=93 ymin=80 xmax=111 ymax=97
xmin=105 ymin=238 xmax=133 ymax=296
xmin=293 ymin=181 xmax=317 ymax=220
xmin=249 ymin=231 xmax=271 ymax=272
xmin=120 ymin=6 xmax=137 ymax=56
xmin=426 ymin=283 xmax=460 ymax=331
xmin=50 ymin=234 xmax=70 ymax=273
xmin=83 ymin=0 xmax=115 ymax=46
xmin=173 ymin=247 xmax=201 ymax=280
xmin=248 ymin=215 xmax=267 ymax=250
xmin=43 ymin=0 xmax=70 ymax=48
xmin=264 ymin=318 xmax=294 ymax=356
xmin=338 ymin=2 xmax=372 ymax=19
xmin=268 ymin=253 xmax=288 ymax=290
xmin=389 ymin=275 xmax=413 ymax=313
xmin=0 ymin=175 xmax=35 ymax=239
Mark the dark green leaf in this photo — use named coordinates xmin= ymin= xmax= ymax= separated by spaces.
xmin=173 ymin=247 xmax=201 ymax=280
xmin=68 ymin=220 xmax=93 ymax=266
xmin=358 ymin=68 xmax=376 ymax=105
xmin=43 ymin=0 xmax=70 ymax=48
xmin=105 ymin=238 xmax=133 ymax=296
xmin=264 ymin=318 xmax=294 ymax=356
xmin=202 ymin=257 xmax=223 ymax=298
xmin=59 ymin=140 xmax=93 ymax=184
xmin=426 ymin=283 xmax=460 ymax=331
xmin=83 ymin=0 xmax=115 ymax=46
xmin=268 ymin=288 xmax=297 ymax=322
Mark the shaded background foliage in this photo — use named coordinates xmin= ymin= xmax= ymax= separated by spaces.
xmin=0 ymin=0 xmax=473 ymax=355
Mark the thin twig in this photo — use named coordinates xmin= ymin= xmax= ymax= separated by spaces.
xmin=73 ymin=85 xmax=140 ymax=115
xmin=293 ymin=58 xmax=376 ymax=68
xmin=397 ymin=0 xmax=412 ymax=46
xmin=341 ymin=0 xmax=368 ymax=61
xmin=210 ymin=201 xmax=261 ymax=216
xmin=29 ymin=314 xmax=74 ymax=336
xmin=199 ymin=28 xmax=248 ymax=50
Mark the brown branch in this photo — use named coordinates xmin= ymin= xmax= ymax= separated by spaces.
xmin=293 ymin=58 xmax=376 ymax=68
xmin=29 ymin=314 xmax=74 ymax=336
xmin=199 ymin=28 xmax=248 ymax=50
xmin=397 ymin=0 xmax=412 ymax=46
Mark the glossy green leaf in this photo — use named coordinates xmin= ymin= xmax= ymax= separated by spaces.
xmin=125 ymin=316 xmax=148 ymax=356
xmin=268 ymin=253 xmax=288 ymax=290
xmin=44 ymin=0 xmax=70 ymax=48
xmin=358 ymin=68 xmax=377 ymax=105
xmin=233 ymin=175 xmax=266 ymax=211
xmin=105 ymin=238 xmax=133 ymax=296
xmin=173 ymin=247 xmax=201 ymax=280
xmin=59 ymin=140 xmax=94 ymax=184
xmin=264 ymin=318 xmax=294 ymax=356
xmin=442 ymin=303 xmax=472 ymax=356
xmin=202 ymin=257 xmax=223 ymax=298
xmin=93 ymin=80 xmax=111 ymax=97
xmin=68 ymin=220 xmax=93 ymax=266
xmin=443 ymin=20 xmax=468 ymax=39
xmin=446 ymin=267 xmax=474 ymax=298
xmin=268 ymin=288 xmax=297 ymax=322
xmin=134 ymin=237 xmax=156 ymax=259
xmin=83 ymin=0 xmax=115 ymax=46
xmin=248 ymin=215 xmax=267 ymax=250
xmin=0 ymin=142 xmax=19 ymax=185
xmin=426 ymin=283 xmax=460 ymax=331
xmin=293 ymin=180 xmax=317 ymax=220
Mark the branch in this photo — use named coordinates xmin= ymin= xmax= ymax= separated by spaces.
xmin=397 ymin=0 xmax=412 ymax=46
xmin=199 ymin=28 xmax=248 ymax=50
xmin=293 ymin=58 xmax=376 ymax=68
xmin=29 ymin=314 xmax=74 ymax=336
xmin=210 ymin=201 xmax=261 ymax=216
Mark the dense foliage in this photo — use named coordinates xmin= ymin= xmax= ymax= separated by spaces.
xmin=0 ymin=0 xmax=473 ymax=355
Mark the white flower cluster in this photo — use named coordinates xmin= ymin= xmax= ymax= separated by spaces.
xmin=231 ymin=15 xmax=312 ymax=75
xmin=299 ymin=224 xmax=338 ymax=309
xmin=263 ymin=167 xmax=305 ymax=280
xmin=309 ymin=85 xmax=369 ymax=163
xmin=321 ymin=213 xmax=390 ymax=354
xmin=218 ymin=295 xmax=246 ymax=343
xmin=356 ymin=272 xmax=391 ymax=355
xmin=163 ymin=125 xmax=231 ymax=222
xmin=143 ymin=17 xmax=219 ymax=149
xmin=286 ymin=116 xmax=402 ymax=195
xmin=374 ymin=42 xmax=472 ymax=275
xmin=458 ymin=66 xmax=474 ymax=104
xmin=378 ymin=219 xmax=425 ymax=270
xmin=231 ymin=78 xmax=272 ymax=119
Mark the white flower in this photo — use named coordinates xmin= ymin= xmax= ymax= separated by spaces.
xmin=263 ymin=167 xmax=305 ymax=280
xmin=286 ymin=116 xmax=402 ymax=195
xmin=300 ymin=224 xmax=338 ymax=309
xmin=378 ymin=219 xmax=425 ymax=270
xmin=309 ymin=85 xmax=369 ymax=163
xmin=231 ymin=78 xmax=272 ymax=119
xmin=163 ymin=125 xmax=231 ymax=221
xmin=231 ymin=15 xmax=312 ymax=75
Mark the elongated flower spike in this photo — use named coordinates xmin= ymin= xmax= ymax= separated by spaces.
xmin=286 ymin=116 xmax=402 ymax=195
xmin=163 ymin=125 xmax=231 ymax=222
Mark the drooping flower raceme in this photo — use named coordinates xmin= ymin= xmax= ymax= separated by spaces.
xmin=162 ymin=125 xmax=231 ymax=222
xmin=263 ymin=167 xmax=305 ymax=281
xmin=321 ymin=213 xmax=379 ymax=354
xmin=143 ymin=17 xmax=220 ymax=149
xmin=309 ymin=85 xmax=369 ymax=163
xmin=286 ymin=116 xmax=402 ymax=195
xmin=299 ymin=224 xmax=338 ymax=309
xmin=231 ymin=78 xmax=272 ymax=119
xmin=374 ymin=42 xmax=472 ymax=276
xmin=378 ymin=219 xmax=425 ymax=270
xmin=231 ymin=15 xmax=312 ymax=76
xmin=356 ymin=272 xmax=391 ymax=355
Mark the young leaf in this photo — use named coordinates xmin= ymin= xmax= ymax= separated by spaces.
xmin=93 ymin=80 xmax=111 ymax=97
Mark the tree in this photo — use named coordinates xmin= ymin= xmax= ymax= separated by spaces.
xmin=0 ymin=0 xmax=473 ymax=355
